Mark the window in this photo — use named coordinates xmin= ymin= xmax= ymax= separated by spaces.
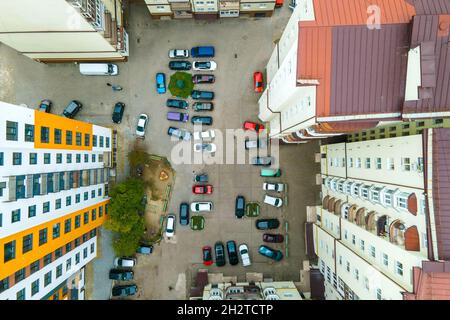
xmin=13 ymin=152 xmax=22 ymax=165
xmin=93 ymin=135 xmax=97 ymax=147
xmin=76 ymin=154 xmax=81 ymax=163
xmin=349 ymin=157 xmax=353 ymax=167
xmin=395 ymin=261 xmax=404 ymax=276
xmin=83 ymin=247 xmax=88 ymax=259
xmin=84 ymin=133 xmax=90 ymax=146
xmin=22 ymin=234 xmax=33 ymax=253
xmin=44 ymin=253 xmax=52 ymax=266
xmin=99 ymin=206 xmax=103 ymax=217
xmin=360 ymin=240 xmax=365 ymax=251
xmin=376 ymin=157 xmax=382 ymax=169
xmin=106 ymin=137 xmax=110 ymax=148
xmin=354 ymin=268 xmax=359 ymax=281
xmin=66 ymin=242 xmax=72 ymax=253
xmin=11 ymin=209 xmax=20 ymax=223
xmin=376 ymin=288 xmax=382 ymax=300
xmin=13 ymin=268 xmax=24 ymax=284
xmin=40 ymin=126 xmax=49 ymax=143
xmin=401 ymin=157 xmax=411 ymax=171
xmin=25 ymin=124 xmax=34 ymax=142
xmin=44 ymin=271 xmax=52 ymax=287
xmin=0 ymin=152 xmax=3 ymax=166
xmin=356 ymin=158 xmax=362 ymax=168
xmin=382 ymin=253 xmax=389 ymax=267
xmin=66 ymin=196 xmax=71 ymax=206
xmin=54 ymin=128 xmax=62 ymax=144
xmin=352 ymin=234 xmax=356 ymax=245
xmin=75 ymin=215 xmax=81 ymax=228
xmin=346 ymin=261 xmax=350 ymax=272
xmin=44 ymin=153 xmax=50 ymax=164
xmin=84 ymin=212 xmax=89 ymax=224
xmin=75 ymin=252 xmax=80 ymax=264
xmin=92 ymin=154 xmax=96 ymax=162
xmin=84 ymin=154 xmax=89 ymax=163
xmin=55 ymin=247 xmax=63 ymax=259
xmin=66 ymin=153 xmax=72 ymax=164
xmin=56 ymin=153 xmax=62 ymax=164
xmin=39 ymin=228 xmax=48 ymax=246
xmin=91 ymin=208 xmax=97 ymax=221
xmin=90 ymin=243 xmax=95 ymax=254
xmin=76 ymin=194 xmax=80 ymax=203
xmin=4 ymin=240 xmax=16 ymax=262
xmin=29 ymin=153 xmax=37 ymax=165
xmin=91 ymin=190 xmax=95 ymax=199
xmin=387 ymin=158 xmax=395 ymax=170
xmin=364 ymin=277 xmax=370 ymax=290
xmin=43 ymin=201 xmax=50 ymax=213
xmin=52 ymin=223 xmax=60 ymax=239
xmin=6 ymin=121 xmax=18 ymax=141
xmin=361 ymin=185 xmax=370 ymax=200
xmin=0 ymin=277 xmax=9 ymax=294
xmin=56 ymin=264 xmax=63 ymax=278
xmin=76 ymin=132 xmax=82 ymax=146
xmin=66 ymin=130 xmax=73 ymax=145
xmin=370 ymin=245 xmax=376 ymax=258
xmin=66 ymin=258 xmax=72 ymax=271
xmin=31 ymin=279 xmax=39 ymax=296
xmin=338 ymin=255 xmax=342 ymax=265
xmin=64 ymin=219 xmax=71 ymax=234
xmin=16 ymin=288 xmax=26 ymax=300
xmin=30 ymin=260 xmax=40 ymax=274
xmin=55 ymin=198 xmax=61 ymax=210
xmin=99 ymin=136 xmax=104 ymax=147
xmin=396 ymin=194 xmax=409 ymax=209
xmin=344 ymin=230 xmax=348 ymax=240
xmin=84 ymin=192 xmax=88 ymax=201
xmin=365 ymin=158 xmax=371 ymax=169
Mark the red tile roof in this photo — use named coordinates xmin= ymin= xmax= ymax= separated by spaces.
xmin=403 ymin=262 xmax=450 ymax=300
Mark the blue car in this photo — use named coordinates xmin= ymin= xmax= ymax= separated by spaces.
xmin=156 ymin=73 xmax=166 ymax=94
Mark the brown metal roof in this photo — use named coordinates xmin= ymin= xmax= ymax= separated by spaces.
xmin=305 ymin=222 xmax=318 ymax=260
xmin=407 ymin=0 xmax=450 ymax=15
xmin=310 ymin=269 xmax=325 ymax=300
xmin=432 ymin=128 xmax=450 ymax=260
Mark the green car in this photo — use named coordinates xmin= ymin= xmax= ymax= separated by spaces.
xmin=260 ymin=168 xmax=282 ymax=177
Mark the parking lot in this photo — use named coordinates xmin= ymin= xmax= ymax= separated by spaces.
xmin=0 ymin=3 xmax=321 ymax=299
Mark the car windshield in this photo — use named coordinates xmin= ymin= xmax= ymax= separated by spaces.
xmin=203 ymin=249 xmax=211 ymax=261
xmin=241 ymin=248 xmax=248 ymax=254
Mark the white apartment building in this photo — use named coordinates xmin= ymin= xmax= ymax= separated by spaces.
xmin=310 ymin=128 xmax=450 ymax=300
xmin=0 ymin=0 xmax=129 ymax=62
xmin=0 ymin=101 xmax=113 ymax=300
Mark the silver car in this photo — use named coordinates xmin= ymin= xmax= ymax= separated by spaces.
xmin=136 ymin=113 xmax=149 ymax=138
xmin=168 ymin=49 xmax=189 ymax=59
xmin=263 ymin=182 xmax=285 ymax=192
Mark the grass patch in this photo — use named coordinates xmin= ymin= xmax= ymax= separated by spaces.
xmin=246 ymin=202 xmax=260 ymax=217
xmin=168 ymin=72 xmax=194 ymax=98
xmin=190 ymin=215 xmax=205 ymax=230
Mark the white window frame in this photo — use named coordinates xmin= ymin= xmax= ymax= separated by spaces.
xmin=382 ymin=253 xmax=389 ymax=267
xmin=387 ymin=158 xmax=395 ymax=170
xmin=365 ymin=157 xmax=371 ymax=169
xmin=376 ymin=157 xmax=382 ymax=169
xmin=401 ymin=157 xmax=411 ymax=171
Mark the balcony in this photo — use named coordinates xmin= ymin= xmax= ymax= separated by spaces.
xmin=68 ymin=0 xmax=104 ymax=31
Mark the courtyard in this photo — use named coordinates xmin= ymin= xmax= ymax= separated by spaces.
xmin=0 ymin=2 xmax=320 ymax=300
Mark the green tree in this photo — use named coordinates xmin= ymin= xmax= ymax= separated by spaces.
xmin=168 ymin=72 xmax=194 ymax=98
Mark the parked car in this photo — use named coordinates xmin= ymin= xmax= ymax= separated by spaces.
xmin=253 ymin=71 xmax=264 ymax=93
xmin=193 ymin=102 xmax=214 ymax=112
xmin=238 ymin=244 xmax=251 ymax=267
xmin=111 ymin=284 xmax=138 ymax=297
xmin=194 ymin=173 xmax=208 ymax=183
xmin=190 ymin=201 xmax=213 ymax=212
xmin=214 ymin=241 xmax=226 ymax=267
xmin=193 ymin=130 xmax=215 ymax=141
xmin=192 ymin=74 xmax=215 ymax=84
xmin=191 ymin=46 xmax=215 ymax=58
xmin=226 ymin=240 xmax=239 ymax=266
xmin=260 ymin=169 xmax=282 ymax=177
xmin=202 ymin=246 xmax=214 ymax=266
xmin=135 ymin=113 xmax=149 ymax=138
xmin=156 ymin=72 xmax=166 ymax=94
xmin=38 ymin=99 xmax=52 ymax=113
xmin=191 ymin=116 xmax=213 ymax=125
xmin=245 ymin=138 xmax=267 ymax=149
xmin=251 ymin=156 xmax=273 ymax=166
xmin=258 ymin=245 xmax=283 ymax=261
xmin=191 ymin=90 xmax=214 ymax=100
xmin=263 ymin=182 xmax=285 ymax=192
xmin=194 ymin=143 xmax=216 ymax=153
xmin=264 ymin=195 xmax=283 ymax=208
xmin=62 ymin=100 xmax=82 ymax=118
xmin=114 ymin=257 xmax=136 ymax=268
xmin=168 ymin=49 xmax=189 ymax=58
xmin=136 ymin=244 xmax=153 ymax=255
xmin=192 ymin=185 xmax=213 ymax=194
xmin=167 ymin=127 xmax=191 ymax=141
xmin=275 ymin=0 xmax=284 ymax=7
xmin=167 ymin=111 xmax=189 ymax=122
xmin=289 ymin=0 xmax=297 ymax=10
xmin=165 ymin=214 xmax=176 ymax=237
xmin=166 ymin=99 xmax=188 ymax=109
xmin=193 ymin=61 xmax=217 ymax=71
xmin=109 ymin=269 xmax=134 ymax=281
xmin=235 ymin=195 xmax=245 ymax=219
xmin=255 ymin=219 xmax=280 ymax=230
xmin=179 ymin=202 xmax=189 ymax=226
xmin=112 ymin=102 xmax=125 ymax=124
xmin=168 ymin=61 xmax=192 ymax=70
xmin=243 ymin=121 xmax=265 ymax=133
xmin=263 ymin=233 xmax=285 ymax=243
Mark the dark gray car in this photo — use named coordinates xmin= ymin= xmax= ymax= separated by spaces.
xmin=235 ymin=195 xmax=245 ymax=219
xmin=62 ymin=100 xmax=82 ymax=118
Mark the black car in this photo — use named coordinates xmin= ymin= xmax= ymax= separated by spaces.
xmin=109 ymin=269 xmax=134 ymax=281
xmin=191 ymin=90 xmax=214 ymax=100
xmin=112 ymin=102 xmax=125 ymax=124
xmin=38 ymin=99 xmax=52 ymax=113
xmin=191 ymin=116 xmax=213 ymax=125
xmin=226 ymin=240 xmax=239 ymax=266
xmin=179 ymin=202 xmax=189 ymax=226
xmin=193 ymin=102 xmax=214 ymax=112
xmin=62 ymin=100 xmax=82 ymax=119
xmin=111 ymin=284 xmax=138 ymax=297
xmin=235 ymin=195 xmax=245 ymax=219
xmin=214 ymin=241 xmax=226 ymax=267
xmin=192 ymin=74 xmax=215 ymax=84
xmin=194 ymin=173 xmax=208 ymax=182
xmin=255 ymin=219 xmax=280 ymax=230
xmin=166 ymin=99 xmax=188 ymax=109
xmin=251 ymin=156 xmax=273 ymax=166
xmin=263 ymin=233 xmax=285 ymax=243
xmin=168 ymin=61 xmax=192 ymax=70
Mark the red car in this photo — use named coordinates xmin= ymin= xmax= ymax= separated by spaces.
xmin=263 ymin=233 xmax=284 ymax=243
xmin=275 ymin=0 xmax=283 ymax=7
xmin=243 ymin=121 xmax=265 ymax=133
xmin=192 ymin=185 xmax=213 ymax=194
xmin=202 ymin=246 xmax=213 ymax=266
xmin=253 ymin=71 xmax=264 ymax=93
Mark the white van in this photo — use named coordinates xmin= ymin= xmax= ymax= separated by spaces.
xmin=79 ymin=63 xmax=118 ymax=76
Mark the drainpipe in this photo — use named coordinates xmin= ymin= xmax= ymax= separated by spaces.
xmin=422 ymin=129 xmax=435 ymax=261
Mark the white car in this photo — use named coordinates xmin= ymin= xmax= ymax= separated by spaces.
xmin=165 ymin=214 xmax=176 ymax=237
xmin=193 ymin=130 xmax=215 ymax=141
xmin=263 ymin=182 xmax=285 ymax=193
xmin=194 ymin=143 xmax=216 ymax=153
xmin=193 ymin=61 xmax=217 ymax=71
xmin=245 ymin=138 xmax=267 ymax=149
xmin=168 ymin=49 xmax=189 ymax=59
xmin=190 ymin=201 xmax=213 ymax=212
xmin=239 ymin=244 xmax=251 ymax=267
xmin=114 ymin=257 xmax=136 ymax=268
xmin=264 ymin=195 xmax=283 ymax=208
xmin=136 ymin=113 xmax=149 ymax=138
